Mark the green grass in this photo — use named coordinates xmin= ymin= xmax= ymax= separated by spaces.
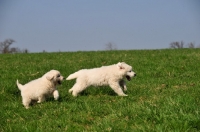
xmin=0 ymin=49 xmax=200 ymax=131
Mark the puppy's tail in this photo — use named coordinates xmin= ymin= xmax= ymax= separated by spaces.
xmin=16 ymin=80 xmax=23 ymax=91
xmin=66 ymin=71 xmax=80 ymax=80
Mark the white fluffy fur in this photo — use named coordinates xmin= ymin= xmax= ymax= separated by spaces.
xmin=66 ymin=62 xmax=136 ymax=96
xmin=16 ymin=70 xmax=64 ymax=109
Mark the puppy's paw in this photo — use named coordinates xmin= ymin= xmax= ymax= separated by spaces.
xmin=69 ymin=89 xmax=73 ymax=93
xmin=53 ymin=90 xmax=59 ymax=100
xmin=25 ymin=105 xmax=30 ymax=109
xmin=119 ymin=94 xmax=128 ymax=96
xmin=54 ymin=96 xmax=59 ymax=100
xmin=72 ymin=93 xmax=78 ymax=97
xmin=37 ymin=97 xmax=45 ymax=103
xmin=124 ymin=87 xmax=127 ymax=91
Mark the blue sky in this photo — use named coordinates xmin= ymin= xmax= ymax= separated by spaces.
xmin=0 ymin=0 xmax=200 ymax=52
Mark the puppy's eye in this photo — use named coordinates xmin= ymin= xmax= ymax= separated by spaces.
xmin=57 ymin=75 xmax=60 ymax=77
xmin=129 ymin=70 xmax=132 ymax=72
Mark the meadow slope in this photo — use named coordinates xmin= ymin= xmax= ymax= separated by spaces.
xmin=0 ymin=49 xmax=200 ymax=131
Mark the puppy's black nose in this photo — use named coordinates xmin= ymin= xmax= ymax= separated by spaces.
xmin=134 ymin=73 xmax=136 ymax=76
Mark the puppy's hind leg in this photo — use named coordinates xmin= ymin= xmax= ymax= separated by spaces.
xmin=37 ymin=95 xmax=46 ymax=103
xmin=22 ymin=98 xmax=31 ymax=109
xmin=68 ymin=87 xmax=78 ymax=97
xmin=69 ymin=83 xmax=88 ymax=97
xmin=109 ymin=83 xmax=128 ymax=96
xmin=69 ymin=88 xmax=73 ymax=94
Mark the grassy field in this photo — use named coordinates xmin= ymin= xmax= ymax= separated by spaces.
xmin=0 ymin=49 xmax=200 ymax=131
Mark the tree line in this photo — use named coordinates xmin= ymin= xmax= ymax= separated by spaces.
xmin=0 ymin=39 xmax=199 ymax=54
xmin=170 ymin=41 xmax=200 ymax=49
xmin=105 ymin=41 xmax=200 ymax=50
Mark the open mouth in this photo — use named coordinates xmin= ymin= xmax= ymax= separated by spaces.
xmin=58 ymin=80 xmax=62 ymax=84
xmin=126 ymin=75 xmax=131 ymax=81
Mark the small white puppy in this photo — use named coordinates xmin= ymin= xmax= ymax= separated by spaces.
xmin=66 ymin=62 xmax=136 ymax=96
xmin=16 ymin=70 xmax=64 ymax=109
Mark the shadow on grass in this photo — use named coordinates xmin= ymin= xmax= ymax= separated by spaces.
xmin=79 ymin=87 xmax=119 ymax=97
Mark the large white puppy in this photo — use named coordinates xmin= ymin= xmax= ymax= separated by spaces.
xmin=66 ymin=62 xmax=136 ymax=96
xmin=16 ymin=70 xmax=64 ymax=109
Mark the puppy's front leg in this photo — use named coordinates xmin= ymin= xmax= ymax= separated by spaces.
xmin=53 ymin=90 xmax=59 ymax=100
xmin=119 ymin=80 xmax=127 ymax=91
xmin=109 ymin=82 xmax=128 ymax=96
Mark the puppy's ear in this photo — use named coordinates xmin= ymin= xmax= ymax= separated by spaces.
xmin=46 ymin=75 xmax=54 ymax=81
xmin=117 ymin=62 xmax=124 ymax=69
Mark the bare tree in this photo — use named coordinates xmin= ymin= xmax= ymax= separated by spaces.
xmin=105 ymin=42 xmax=117 ymax=50
xmin=170 ymin=41 xmax=184 ymax=49
xmin=187 ymin=42 xmax=195 ymax=48
xmin=0 ymin=39 xmax=15 ymax=53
